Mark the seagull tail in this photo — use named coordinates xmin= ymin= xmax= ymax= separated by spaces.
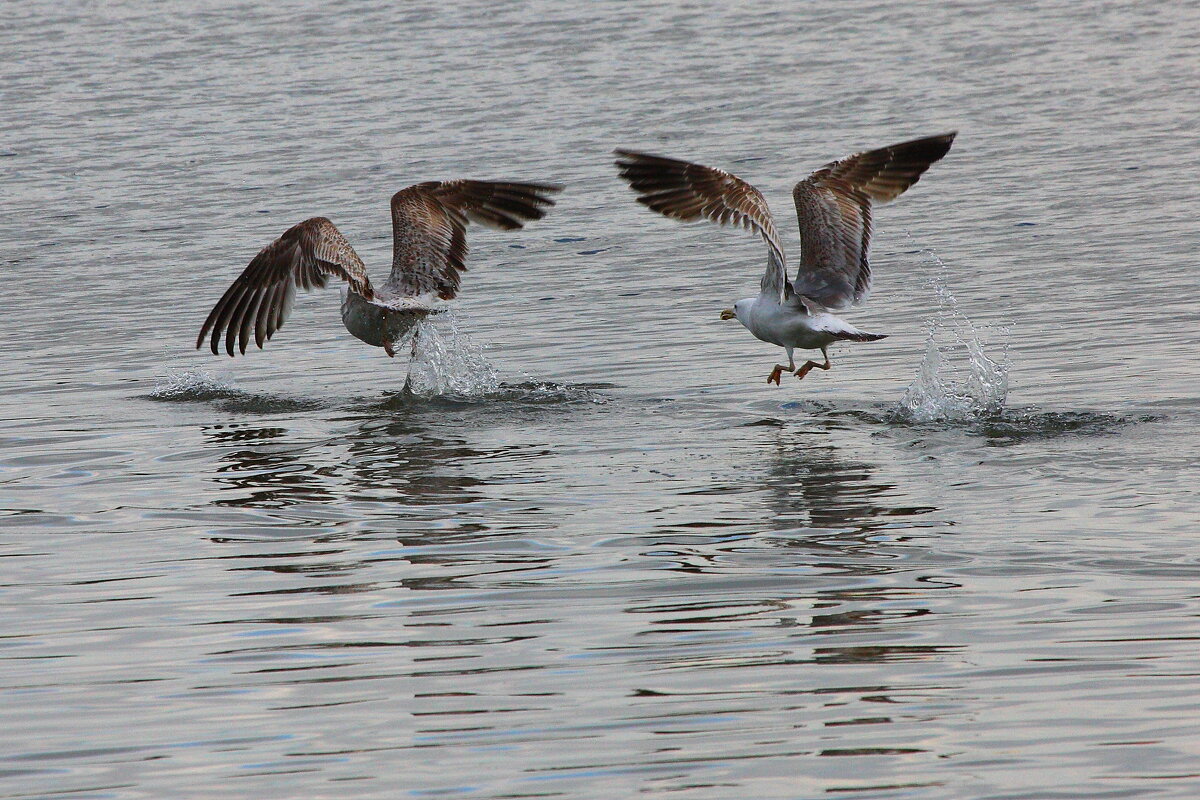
xmin=835 ymin=330 xmax=887 ymax=342
xmin=813 ymin=311 xmax=886 ymax=342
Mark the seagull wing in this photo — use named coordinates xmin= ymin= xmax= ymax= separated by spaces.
xmin=387 ymin=180 xmax=562 ymax=300
xmin=196 ymin=217 xmax=374 ymax=357
xmin=791 ymin=132 xmax=956 ymax=309
xmin=614 ymin=149 xmax=788 ymax=303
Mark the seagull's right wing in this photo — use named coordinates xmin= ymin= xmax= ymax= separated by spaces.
xmin=614 ymin=150 xmax=789 ymax=303
xmin=196 ymin=217 xmax=374 ymax=356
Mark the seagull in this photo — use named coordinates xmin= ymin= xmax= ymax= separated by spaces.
xmin=196 ymin=180 xmax=562 ymax=359
xmin=614 ymin=133 xmax=955 ymax=384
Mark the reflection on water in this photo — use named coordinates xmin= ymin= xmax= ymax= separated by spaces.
xmin=205 ymin=417 xmax=497 ymax=513
xmin=755 ymin=436 xmax=955 ymax=668
xmin=208 ymin=424 xmax=335 ymax=508
xmin=343 ymin=418 xmax=491 ymax=507
xmin=16 ymin=352 xmax=1191 ymax=800
xmin=761 ymin=437 xmax=932 ymax=532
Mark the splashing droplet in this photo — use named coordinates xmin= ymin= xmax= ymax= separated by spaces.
xmin=900 ymin=251 xmax=1009 ymax=422
xmin=403 ymin=312 xmax=501 ymax=396
xmin=149 ymin=368 xmax=237 ymax=401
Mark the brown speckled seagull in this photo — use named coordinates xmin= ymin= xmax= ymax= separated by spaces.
xmin=615 ymin=133 xmax=955 ymax=384
xmin=196 ymin=180 xmax=562 ymax=359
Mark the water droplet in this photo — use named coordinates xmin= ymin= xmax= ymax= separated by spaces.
xmin=899 ymin=251 xmax=1010 ymax=423
xmin=403 ymin=312 xmax=501 ymax=397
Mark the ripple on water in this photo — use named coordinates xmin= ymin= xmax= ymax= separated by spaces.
xmin=374 ymin=380 xmax=612 ymax=412
xmin=143 ymin=312 xmax=499 ymax=411
xmin=940 ymin=408 xmax=1162 ymax=444
xmin=147 ymin=320 xmax=611 ymax=417
xmin=781 ymin=398 xmax=1159 ymax=445
xmin=775 ymin=253 xmax=1137 ymax=441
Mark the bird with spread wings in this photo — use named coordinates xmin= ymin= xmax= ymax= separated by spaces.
xmin=615 ymin=133 xmax=955 ymax=384
xmin=196 ymin=179 xmax=562 ymax=360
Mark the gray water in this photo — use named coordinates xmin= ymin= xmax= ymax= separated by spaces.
xmin=3 ymin=1 xmax=1200 ymax=798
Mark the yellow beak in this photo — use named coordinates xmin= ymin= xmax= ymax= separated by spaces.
xmin=720 ymin=308 xmax=736 ymax=321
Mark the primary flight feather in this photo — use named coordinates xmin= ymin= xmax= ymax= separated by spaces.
xmin=197 ymin=179 xmax=562 ymax=359
xmin=614 ymin=132 xmax=955 ymax=384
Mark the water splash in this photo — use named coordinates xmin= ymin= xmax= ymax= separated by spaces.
xmin=147 ymin=369 xmax=325 ymax=412
xmin=149 ymin=368 xmax=240 ymax=402
xmin=403 ymin=311 xmax=501 ymax=397
xmin=899 ymin=250 xmax=1010 ymax=423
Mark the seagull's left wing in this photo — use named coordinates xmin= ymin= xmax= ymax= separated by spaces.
xmin=792 ymin=132 xmax=955 ymax=309
xmin=614 ymin=150 xmax=789 ymax=303
xmin=387 ymin=180 xmax=562 ymax=300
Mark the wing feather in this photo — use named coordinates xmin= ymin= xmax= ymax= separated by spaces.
xmin=387 ymin=180 xmax=562 ymax=299
xmin=195 ymin=217 xmax=373 ymax=356
xmin=614 ymin=149 xmax=788 ymax=301
xmin=792 ymin=132 xmax=955 ymax=309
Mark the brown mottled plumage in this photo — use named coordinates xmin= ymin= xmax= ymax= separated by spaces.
xmin=615 ymin=133 xmax=955 ymax=310
xmin=792 ymin=133 xmax=956 ymax=309
xmin=614 ymin=134 xmax=955 ymax=385
xmin=387 ymin=180 xmax=562 ymax=300
xmin=613 ymin=150 xmax=787 ymax=301
xmin=196 ymin=180 xmax=561 ymax=357
xmin=196 ymin=217 xmax=373 ymax=357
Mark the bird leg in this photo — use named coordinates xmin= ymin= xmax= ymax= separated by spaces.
xmin=410 ymin=327 xmax=421 ymax=358
xmin=768 ymin=348 xmax=797 ymax=385
xmin=794 ymin=349 xmax=831 ymax=381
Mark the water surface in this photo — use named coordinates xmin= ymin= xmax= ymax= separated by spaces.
xmin=3 ymin=1 xmax=1200 ymax=798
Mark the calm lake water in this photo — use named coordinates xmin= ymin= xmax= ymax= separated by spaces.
xmin=3 ymin=1 xmax=1199 ymax=798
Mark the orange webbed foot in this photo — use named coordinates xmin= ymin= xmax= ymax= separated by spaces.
xmin=767 ymin=365 xmax=790 ymax=385
xmin=794 ymin=356 xmax=832 ymax=381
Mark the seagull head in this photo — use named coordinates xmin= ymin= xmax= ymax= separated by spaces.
xmin=721 ymin=299 xmax=752 ymax=322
